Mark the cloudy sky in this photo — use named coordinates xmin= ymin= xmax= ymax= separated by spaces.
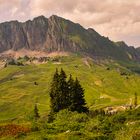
xmin=0 ymin=0 xmax=140 ymax=47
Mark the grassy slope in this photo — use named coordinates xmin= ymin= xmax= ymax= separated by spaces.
xmin=0 ymin=55 xmax=140 ymax=122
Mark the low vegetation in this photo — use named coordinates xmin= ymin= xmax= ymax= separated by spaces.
xmin=0 ymin=124 xmax=30 ymax=138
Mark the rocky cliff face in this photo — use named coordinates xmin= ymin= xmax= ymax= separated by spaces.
xmin=0 ymin=15 xmax=139 ymax=61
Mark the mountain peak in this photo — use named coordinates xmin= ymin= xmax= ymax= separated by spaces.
xmin=33 ymin=15 xmax=46 ymax=20
xmin=33 ymin=15 xmax=47 ymax=23
xmin=49 ymin=15 xmax=59 ymax=19
xmin=0 ymin=15 xmax=139 ymax=62
xmin=48 ymin=15 xmax=68 ymax=23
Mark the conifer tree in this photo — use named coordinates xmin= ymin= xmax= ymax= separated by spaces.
xmin=58 ymin=68 xmax=68 ymax=110
xmin=50 ymin=68 xmax=69 ymax=112
xmin=50 ymin=68 xmax=60 ymax=112
xmin=70 ymin=78 xmax=88 ymax=113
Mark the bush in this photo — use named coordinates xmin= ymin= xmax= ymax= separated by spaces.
xmin=99 ymin=115 xmax=124 ymax=136
xmin=85 ymin=118 xmax=100 ymax=132
xmin=47 ymin=110 xmax=89 ymax=133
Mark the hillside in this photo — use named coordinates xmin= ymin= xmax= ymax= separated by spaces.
xmin=0 ymin=55 xmax=140 ymax=139
xmin=0 ymin=15 xmax=140 ymax=62
xmin=0 ymin=55 xmax=140 ymax=122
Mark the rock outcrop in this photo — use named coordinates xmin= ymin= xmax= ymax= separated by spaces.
xmin=0 ymin=15 xmax=139 ymax=61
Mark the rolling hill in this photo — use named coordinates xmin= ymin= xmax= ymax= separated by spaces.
xmin=0 ymin=55 xmax=140 ymax=122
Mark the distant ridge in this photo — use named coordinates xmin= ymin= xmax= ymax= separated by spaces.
xmin=0 ymin=15 xmax=139 ymax=61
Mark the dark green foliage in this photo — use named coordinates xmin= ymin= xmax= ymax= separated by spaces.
xmin=49 ymin=69 xmax=88 ymax=114
xmin=69 ymin=78 xmax=88 ymax=113
xmin=58 ymin=68 xmax=69 ymax=110
xmin=50 ymin=68 xmax=60 ymax=113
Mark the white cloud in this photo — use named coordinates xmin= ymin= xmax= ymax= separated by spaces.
xmin=0 ymin=0 xmax=140 ymax=47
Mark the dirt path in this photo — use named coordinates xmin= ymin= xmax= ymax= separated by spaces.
xmin=83 ymin=58 xmax=91 ymax=68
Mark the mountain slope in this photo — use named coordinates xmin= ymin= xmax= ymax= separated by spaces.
xmin=0 ymin=15 xmax=139 ymax=61
xmin=0 ymin=56 xmax=140 ymax=121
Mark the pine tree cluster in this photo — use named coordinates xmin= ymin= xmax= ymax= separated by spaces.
xmin=49 ymin=68 xmax=88 ymax=113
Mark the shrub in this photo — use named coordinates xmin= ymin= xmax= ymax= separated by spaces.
xmin=0 ymin=124 xmax=30 ymax=137
xmin=49 ymin=110 xmax=89 ymax=133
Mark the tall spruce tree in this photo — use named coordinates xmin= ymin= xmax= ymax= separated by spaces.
xmin=71 ymin=78 xmax=88 ymax=113
xmin=50 ymin=68 xmax=60 ymax=112
xmin=58 ymin=68 xmax=68 ymax=110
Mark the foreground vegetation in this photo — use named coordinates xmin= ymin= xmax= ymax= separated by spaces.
xmin=0 ymin=55 xmax=140 ymax=139
xmin=1 ymin=108 xmax=140 ymax=140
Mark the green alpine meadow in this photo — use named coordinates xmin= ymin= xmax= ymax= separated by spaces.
xmin=0 ymin=54 xmax=140 ymax=139
xmin=0 ymin=1 xmax=140 ymax=139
